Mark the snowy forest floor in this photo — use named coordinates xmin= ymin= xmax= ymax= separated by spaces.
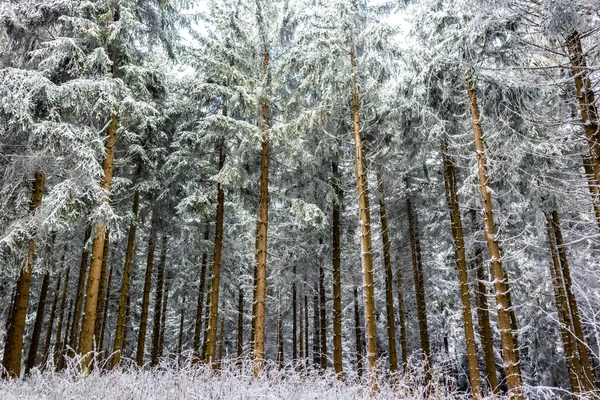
xmin=0 ymin=356 xmax=571 ymax=399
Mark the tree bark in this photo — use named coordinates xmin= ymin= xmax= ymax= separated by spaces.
xmin=151 ymin=234 xmax=168 ymax=366
xmin=466 ymin=71 xmax=523 ymax=399
xmin=2 ymin=170 xmax=45 ymax=378
xmin=158 ymin=273 xmax=169 ymax=360
xmin=376 ymin=173 xmax=399 ymax=374
xmin=193 ymin=227 xmax=210 ymax=361
xmin=331 ymin=159 xmax=344 ymax=376
xmin=93 ymin=230 xmax=110 ymax=352
xmin=353 ymin=287 xmax=364 ymax=378
xmin=99 ymin=252 xmax=114 ymax=361
xmin=111 ymin=163 xmax=142 ymax=368
xmin=441 ymin=145 xmax=482 ymax=398
xmin=350 ymin=44 xmax=378 ymax=383
xmin=41 ymin=262 xmax=63 ymax=370
xmin=69 ymin=223 xmax=92 ymax=356
xmin=550 ymin=211 xmax=595 ymax=392
xmin=25 ymin=270 xmax=50 ymax=374
xmin=252 ymin=43 xmax=271 ymax=376
xmin=135 ymin=203 xmax=159 ymax=366
xmin=394 ymin=256 xmax=408 ymax=372
xmin=406 ymin=193 xmax=432 ymax=384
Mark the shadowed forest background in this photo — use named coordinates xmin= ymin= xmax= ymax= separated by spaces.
xmin=1 ymin=0 xmax=600 ymax=399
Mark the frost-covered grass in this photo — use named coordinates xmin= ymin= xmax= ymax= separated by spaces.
xmin=0 ymin=356 xmax=571 ymax=399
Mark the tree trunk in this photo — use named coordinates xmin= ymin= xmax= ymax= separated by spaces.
xmin=394 ymin=257 xmax=408 ymax=372
xmin=135 ymin=203 xmax=159 ymax=366
xmin=253 ymin=43 xmax=271 ymax=376
xmin=201 ymin=284 xmax=211 ymax=361
xmin=466 ymin=71 xmax=523 ymax=399
xmin=406 ymin=194 xmax=432 ymax=384
xmin=331 ymin=160 xmax=343 ymax=376
xmin=78 ymin=107 xmax=118 ymax=373
xmin=353 ymin=287 xmax=364 ymax=378
xmin=237 ymin=289 xmax=244 ymax=359
xmin=151 ymin=234 xmax=168 ymax=367
xmin=25 ymin=270 xmax=50 ymax=374
xmin=545 ymin=213 xmax=582 ymax=394
xmin=93 ymin=230 xmax=110 ymax=353
xmin=350 ymin=44 xmax=378 ymax=382
xmin=319 ymin=262 xmax=327 ymax=370
xmin=69 ymin=223 xmax=92 ymax=356
xmin=54 ymin=265 xmax=70 ymax=369
xmin=292 ymin=266 xmax=297 ymax=364
xmin=299 ymin=291 xmax=305 ymax=365
xmin=566 ymin=30 xmax=600 ymax=231
xmin=158 ymin=276 xmax=169 ymax=359
xmin=441 ymin=145 xmax=482 ymax=399
xmin=57 ymin=300 xmax=73 ymax=371
xmin=111 ymin=163 xmax=142 ymax=368
xmin=99 ymin=253 xmax=114 ymax=361
xmin=376 ymin=173 xmax=399 ymax=374
xmin=122 ymin=292 xmax=131 ymax=359
xmin=304 ymin=294 xmax=309 ymax=366
xmin=193 ymin=227 xmax=210 ymax=361
xmin=41 ymin=261 xmax=63 ymax=370
xmin=470 ymin=209 xmax=499 ymax=394
xmin=2 ymin=170 xmax=45 ymax=378
xmin=550 ymin=211 xmax=595 ymax=391
xmin=177 ymin=308 xmax=185 ymax=367
xmin=313 ymin=291 xmax=321 ymax=368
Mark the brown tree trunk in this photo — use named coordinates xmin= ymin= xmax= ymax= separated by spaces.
xmin=350 ymin=44 xmax=378 ymax=383
xmin=253 ymin=43 xmax=271 ymax=376
xmin=331 ymin=159 xmax=343 ymax=376
xmin=69 ymin=223 xmax=92 ymax=355
xmin=550 ymin=211 xmax=595 ymax=391
xmin=25 ymin=270 xmax=50 ymax=374
xmin=466 ymin=71 xmax=523 ymax=399
xmin=237 ymin=289 xmax=244 ymax=359
xmin=394 ymin=257 xmax=408 ymax=372
xmin=353 ymin=287 xmax=364 ymax=378
xmin=93 ymin=230 xmax=110 ymax=352
xmin=376 ymin=173 xmax=399 ymax=374
xmin=441 ymin=145 xmax=482 ymax=398
xmin=313 ymin=291 xmax=321 ymax=368
xmin=470 ymin=209 xmax=499 ymax=394
xmin=292 ymin=266 xmax=298 ymax=364
xmin=206 ymin=126 xmax=227 ymax=365
xmin=99 ymin=253 xmax=114 ymax=361
xmin=135 ymin=203 xmax=159 ymax=366
xmin=54 ymin=265 xmax=70 ymax=369
xmin=406 ymin=194 xmax=432 ymax=384
xmin=193 ymin=227 xmax=210 ymax=361
xmin=566 ymin=30 xmax=600 ymax=231
xmin=319 ymin=262 xmax=327 ymax=370
xmin=151 ymin=234 xmax=168 ymax=367
xmin=78 ymin=107 xmax=118 ymax=373
xmin=2 ymin=170 xmax=45 ymax=378
xmin=41 ymin=264 xmax=63 ymax=370
xmin=111 ymin=163 xmax=142 ymax=368
xmin=545 ymin=213 xmax=582 ymax=394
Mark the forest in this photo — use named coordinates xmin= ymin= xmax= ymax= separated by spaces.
xmin=0 ymin=0 xmax=599 ymax=399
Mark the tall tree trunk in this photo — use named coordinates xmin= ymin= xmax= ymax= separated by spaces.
xmin=111 ymin=163 xmax=142 ymax=368
xmin=93 ymin=230 xmax=110 ymax=352
xmin=394 ymin=257 xmax=408 ymax=372
xmin=151 ymin=234 xmax=168 ymax=367
xmin=2 ymin=170 xmax=45 ymax=378
xmin=441 ymin=145 xmax=482 ymax=399
xmin=550 ymin=211 xmax=595 ymax=391
xmin=313 ymin=291 xmax=321 ymax=368
xmin=406 ymin=194 xmax=432 ymax=384
xmin=566 ymin=30 xmax=600 ymax=231
xmin=177 ymin=308 xmax=185 ymax=367
xmin=353 ymin=287 xmax=364 ymax=378
xmin=78 ymin=107 xmax=118 ymax=373
xmin=466 ymin=71 xmax=523 ymax=399
xmin=69 ymin=223 xmax=92 ymax=356
xmin=292 ymin=266 xmax=298 ymax=364
xmin=376 ymin=173 xmax=399 ymax=374
xmin=331 ymin=159 xmax=343 ymax=376
xmin=122 ymin=292 xmax=131 ymax=359
xmin=201 ymin=284 xmax=211 ymax=361
xmin=319 ymin=262 xmax=327 ymax=370
xmin=350 ymin=44 xmax=378 ymax=382
xmin=158 ymin=275 xmax=169 ymax=360
xmin=54 ymin=265 xmax=70 ymax=369
xmin=57 ymin=300 xmax=73 ymax=371
xmin=135 ymin=203 xmax=159 ymax=366
xmin=470 ymin=209 xmax=499 ymax=394
xmin=193 ymin=227 xmax=210 ymax=361
xmin=237 ymin=289 xmax=244 ymax=359
xmin=545 ymin=213 xmax=582 ymax=394
xmin=99 ymin=253 xmax=114 ymax=361
xmin=25 ymin=270 xmax=50 ymax=374
xmin=206 ymin=127 xmax=227 ymax=365
xmin=253 ymin=43 xmax=271 ymax=376
xmin=41 ymin=263 xmax=63 ymax=370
